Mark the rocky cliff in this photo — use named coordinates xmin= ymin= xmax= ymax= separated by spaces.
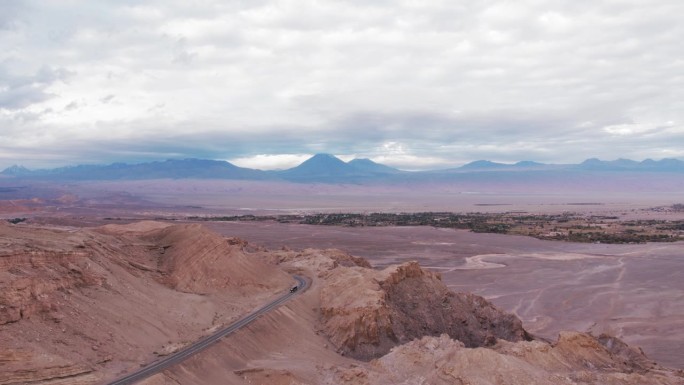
xmin=0 ymin=250 xmax=107 ymax=325
xmin=320 ymin=261 xmax=529 ymax=359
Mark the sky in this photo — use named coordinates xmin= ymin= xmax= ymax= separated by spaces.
xmin=1 ymin=1 xmax=683 ymax=171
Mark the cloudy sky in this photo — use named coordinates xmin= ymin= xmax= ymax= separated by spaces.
xmin=1 ymin=1 xmax=683 ymax=170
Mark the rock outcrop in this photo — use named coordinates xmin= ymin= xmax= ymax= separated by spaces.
xmin=0 ymin=349 xmax=100 ymax=385
xmin=262 ymin=247 xmax=372 ymax=276
xmin=329 ymin=333 xmax=683 ymax=385
xmin=0 ymin=251 xmax=104 ymax=325
xmin=320 ymin=261 xmax=529 ymax=359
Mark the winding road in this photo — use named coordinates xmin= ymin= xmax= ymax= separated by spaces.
xmin=107 ymin=275 xmax=307 ymax=385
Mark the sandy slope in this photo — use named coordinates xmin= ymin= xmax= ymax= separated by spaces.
xmin=0 ymin=221 xmax=292 ymax=384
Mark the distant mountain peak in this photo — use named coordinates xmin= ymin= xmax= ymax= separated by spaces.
xmin=299 ymin=153 xmax=347 ymax=166
xmin=578 ymin=157 xmax=683 ymax=171
xmin=460 ymin=160 xmax=506 ymax=169
xmin=276 ymin=154 xmax=401 ymax=181
xmin=311 ymin=153 xmax=337 ymax=158
xmin=279 ymin=154 xmax=349 ymax=178
xmin=514 ymin=160 xmax=544 ymax=167
xmin=301 ymin=153 xmax=342 ymax=163
xmin=1 ymin=165 xmax=31 ymax=175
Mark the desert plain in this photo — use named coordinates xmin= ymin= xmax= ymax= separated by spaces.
xmin=1 ymin=178 xmax=683 ymax=384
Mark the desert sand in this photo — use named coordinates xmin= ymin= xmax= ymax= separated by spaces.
xmin=204 ymin=221 xmax=684 ymax=370
xmin=2 ymin=180 xmax=683 ymax=383
xmin=3 ymin=221 xmax=683 ymax=385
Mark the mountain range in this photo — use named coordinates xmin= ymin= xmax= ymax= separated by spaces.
xmin=2 ymin=154 xmax=683 ymax=183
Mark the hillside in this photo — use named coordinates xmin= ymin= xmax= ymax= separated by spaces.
xmin=0 ymin=221 xmax=292 ymax=384
xmin=1 ymin=221 xmax=682 ymax=384
xmin=141 ymin=223 xmax=290 ymax=294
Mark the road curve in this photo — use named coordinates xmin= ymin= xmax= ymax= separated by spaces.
xmin=107 ymin=275 xmax=308 ymax=385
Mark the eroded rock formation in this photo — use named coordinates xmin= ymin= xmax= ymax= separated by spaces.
xmin=320 ymin=260 xmax=529 ymax=359
xmin=329 ymin=332 xmax=683 ymax=385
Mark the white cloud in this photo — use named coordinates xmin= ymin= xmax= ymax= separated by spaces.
xmin=371 ymin=154 xmax=452 ymax=171
xmin=603 ymin=121 xmax=678 ymax=136
xmin=229 ymin=154 xmax=312 ymax=170
xmin=0 ymin=0 xmax=683 ymax=169
xmin=604 ymin=123 xmax=655 ymax=136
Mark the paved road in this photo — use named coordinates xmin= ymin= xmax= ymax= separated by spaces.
xmin=107 ymin=275 xmax=307 ymax=385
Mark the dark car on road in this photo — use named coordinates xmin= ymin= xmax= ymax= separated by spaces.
xmin=290 ymin=286 xmax=298 ymax=293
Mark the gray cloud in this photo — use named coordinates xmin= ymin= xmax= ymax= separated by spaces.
xmin=0 ymin=2 xmax=26 ymax=31
xmin=0 ymin=0 xmax=683 ymax=170
xmin=0 ymin=64 xmax=69 ymax=110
